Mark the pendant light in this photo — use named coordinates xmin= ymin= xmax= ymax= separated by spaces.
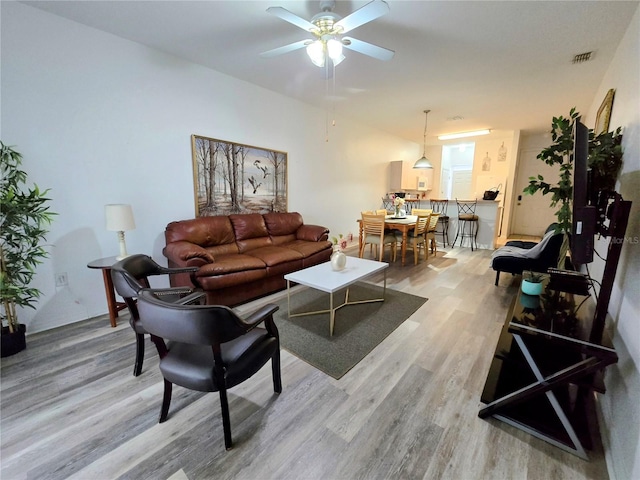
xmin=413 ymin=109 xmax=433 ymax=169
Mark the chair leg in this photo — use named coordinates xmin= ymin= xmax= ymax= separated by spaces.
xmin=473 ymin=221 xmax=479 ymax=251
xmin=272 ymin=349 xmax=282 ymax=394
xmin=218 ymin=387 xmax=233 ymax=450
xmin=495 ymin=271 xmax=500 ymax=286
xmin=133 ymin=332 xmax=145 ymax=377
xmin=159 ymin=379 xmax=172 ymax=423
xmin=452 ymin=223 xmax=460 ymax=247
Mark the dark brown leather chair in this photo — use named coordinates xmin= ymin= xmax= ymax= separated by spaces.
xmin=111 ymin=254 xmax=204 ymax=376
xmin=136 ymin=288 xmax=281 ymax=450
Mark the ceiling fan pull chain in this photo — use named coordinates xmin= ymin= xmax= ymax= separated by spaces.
xmin=325 ymin=64 xmax=330 ymax=142
xmin=332 ymin=62 xmax=337 ymax=127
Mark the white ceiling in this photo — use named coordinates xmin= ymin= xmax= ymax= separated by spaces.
xmin=22 ymin=0 xmax=639 ymax=144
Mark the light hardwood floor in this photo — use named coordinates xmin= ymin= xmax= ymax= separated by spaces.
xmin=0 ymin=246 xmax=610 ymax=480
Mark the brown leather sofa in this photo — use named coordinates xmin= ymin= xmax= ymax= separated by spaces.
xmin=163 ymin=212 xmax=332 ymax=306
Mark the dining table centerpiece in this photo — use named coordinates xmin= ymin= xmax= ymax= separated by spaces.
xmin=393 ymin=196 xmax=406 ymax=217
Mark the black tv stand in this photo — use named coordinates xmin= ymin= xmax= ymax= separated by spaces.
xmin=479 ymin=276 xmax=618 ymax=459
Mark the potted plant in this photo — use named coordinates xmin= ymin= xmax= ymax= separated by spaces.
xmin=1 ymin=142 xmax=56 ymax=357
xmin=523 ymin=108 xmax=623 ymax=266
xmin=521 ymin=270 xmax=544 ymax=296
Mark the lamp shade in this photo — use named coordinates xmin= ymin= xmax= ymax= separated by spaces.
xmin=413 ymin=156 xmax=433 ymax=169
xmin=105 ymin=204 xmax=135 ymax=231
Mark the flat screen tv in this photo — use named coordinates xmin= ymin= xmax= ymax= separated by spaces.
xmin=570 ymin=118 xmax=596 ymax=266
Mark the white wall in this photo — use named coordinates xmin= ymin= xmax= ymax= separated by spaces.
xmin=1 ymin=2 xmax=419 ymax=333
xmin=582 ymin=6 xmax=640 ymax=479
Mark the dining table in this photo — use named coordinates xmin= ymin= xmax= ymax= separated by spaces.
xmin=357 ymin=214 xmax=417 ymax=266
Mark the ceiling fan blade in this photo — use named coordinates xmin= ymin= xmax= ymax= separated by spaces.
xmin=335 ymin=0 xmax=390 ymax=34
xmin=342 ymin=37 xmax=394 ymax=61
xmin=260 ymin=40 xmax=310 ymax=58
xmin=266 ymin=6 xmax=319 ymax=33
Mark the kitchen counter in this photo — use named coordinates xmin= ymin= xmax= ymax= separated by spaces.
xmin=448 ymin=199 xmax=501 ymax=249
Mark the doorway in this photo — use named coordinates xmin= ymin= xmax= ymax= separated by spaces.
xmin=441 ymin=143 xmax=475 ymax=199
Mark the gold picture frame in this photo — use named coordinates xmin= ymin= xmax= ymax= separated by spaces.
xmin=191 ymin=135 xmax=288 ymax=217
xmin=594 ymin=89 xmax=615 ymax=135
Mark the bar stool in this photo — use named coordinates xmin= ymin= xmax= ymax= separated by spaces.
xmin=429 ymin=199 xmax=450 ymax=247
xmin=452 ymin=199 xmax=479 ymax=251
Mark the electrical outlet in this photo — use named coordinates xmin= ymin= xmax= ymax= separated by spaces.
xmin=55 ymin=272 xmax=68 ymax=287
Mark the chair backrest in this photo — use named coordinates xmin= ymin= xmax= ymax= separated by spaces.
xmin=430 ymin=199 xmax=448 ymax=215
xmin=111 ymin=255 xmax=160 ymax=300
xmin=426 ymin=213 xmax=440 ymax=232
xmin=137 ymin=289 xmax=250 ymax=346
xmin=361 ymin=213 xmax=387 ymax=240
xmin=413 ymin=215 xmax=430 ymax=236
xmin=456 ymin=199 xmax=477 ymax=215
xmin=411 ymin=208 xmax=432 ymax=217
xmin=375 ymin=209 xmax=388 ymax=216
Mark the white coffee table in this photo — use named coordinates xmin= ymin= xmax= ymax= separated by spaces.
xmin=284 ymin=256 xmax=388 ymax=336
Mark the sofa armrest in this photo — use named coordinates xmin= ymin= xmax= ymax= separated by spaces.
xmin=296 ymin=224 xmax=329 ymax=242
xmin=163 ymin=241 xmax=215 ymax=267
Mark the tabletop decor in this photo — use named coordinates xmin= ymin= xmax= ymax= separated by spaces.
xmin=331 ymin=234 xmax=348 ymax=271
xmin=393 ymin=196 xmax=406 ymax=217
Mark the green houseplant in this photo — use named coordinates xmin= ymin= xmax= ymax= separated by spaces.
xmin=1 ymin=142 xmax=56 ymax=356
xmin=521 ymin=270 xmax=544 ymax=296
xmin=523 ymin=108 xmax=623 ymax=267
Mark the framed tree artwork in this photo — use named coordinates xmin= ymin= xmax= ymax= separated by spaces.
xmin=594 ymin=89 xmax=615 ymax=135
xmin=191 ymin=135 xmax=288 ymax=217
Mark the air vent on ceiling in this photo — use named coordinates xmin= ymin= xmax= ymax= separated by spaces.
xmin=573 ymin=52 xmax=593 ymax=64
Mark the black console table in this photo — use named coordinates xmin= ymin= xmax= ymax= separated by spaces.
xmin=479 ymin=275 xmax=618 ymax=459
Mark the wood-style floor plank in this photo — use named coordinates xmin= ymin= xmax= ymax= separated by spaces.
xmin=0 ymin=246 xmax=610 ymax=479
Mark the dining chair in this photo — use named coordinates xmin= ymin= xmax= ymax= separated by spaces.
xmin=394 ymin=214 xmax=430 ymax=265
xmin=411 ymin=208 xmax=433 ymax=217
xmin=376 ymin=209 xmax=389 ymax=216
xmin=452 ymin=199 xmax=479 ymax=251
xmin=111 ymin=254 xmax=205 ymax=377
xmin=360 ymin=213 xmax=397 ymax=262
xmin=136 ymin=288 xmax=281 ymax=451
xmin=429 ymin=199 xmax=450 ymax=247
xmin=425 ymin=213 xmax=441 ymax=258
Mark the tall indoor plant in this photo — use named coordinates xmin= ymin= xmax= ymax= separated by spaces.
xmin=523 ymin=108 xmax=623 ymax=267
xmin=1 ymin=142 xmax=56 ymax=356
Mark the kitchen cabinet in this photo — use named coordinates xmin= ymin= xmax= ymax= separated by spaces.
xmin=390 ymin=160 xmax=433 ymax=191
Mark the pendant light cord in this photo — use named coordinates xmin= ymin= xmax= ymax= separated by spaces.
xmin=422 ymin=109 xmax=430 ymax=156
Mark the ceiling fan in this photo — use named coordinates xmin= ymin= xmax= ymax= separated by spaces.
xmin=260 ymin=0 xmax=394 ymax=68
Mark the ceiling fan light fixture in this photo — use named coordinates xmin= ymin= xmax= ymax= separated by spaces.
xmin=327 ymin=37 xmax=343 ymax=60
xmin=414 ymin=109 xmax=433 ymax=169
xmin=306 ymin=40 xmax=326 ymax=67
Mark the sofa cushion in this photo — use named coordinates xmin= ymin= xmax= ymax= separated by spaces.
xmin=165 ymin=216 xmax=236 ymax=248
xmin=244 ymin=246 xmax=304 ymax=267
xmin=195 ymin=253 xmax=266 ymax=276
xmin=263 ymin=212 xmax=303 ymax=236
xmin=285 ymin=239 xmax=333 ymax=258
xmin=196 ymin=268 xmax=268 ymax=291
xmin=230 ymin=214 xmax=273 ymax=253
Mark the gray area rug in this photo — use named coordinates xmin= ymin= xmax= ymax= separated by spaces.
xmin=273 ymin=282 xmax=428 ymax=379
